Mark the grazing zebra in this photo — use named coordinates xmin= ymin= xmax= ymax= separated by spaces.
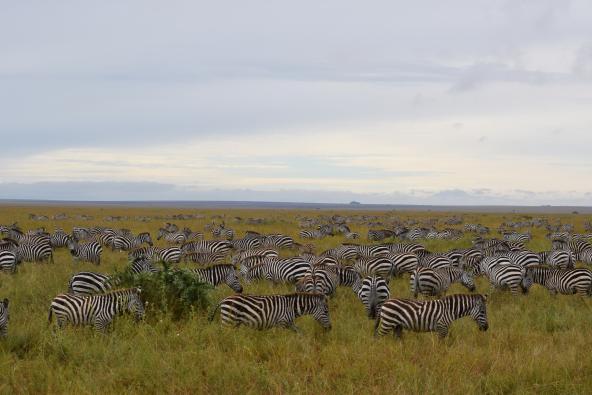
xmin=356 ymin=275 xmax=390 ymax=319
xmin=67 ymin=239 xmax=102 ymax=265
xmin=48 ymin=288 xmax=145 ymax=332
xmin=367 ymin=229 xmax=395 ymax=242
xmin=386 ymin=253 xmax=419 ymax=275
xmin=244 ymin=258 xmax=311 ymax=284
xmin=419 ymin=254 xmax=454 ymax=270
xmin=191 ymin=264 xmax=243 ymax=293
xmin=0 ymin=299 xmax=8 ymax=337
xmin=182 ymin=240 xmax=233 ymax=256
xmin=301 ymin=254 xmax=340 ymax=266
xmin=183 ymin=252 xmax=226 ymax=265
xmin=539 ymin=250 xmax=575 ymax=269
xmin=320 ymin=245 xmax=359 ymax=262
xmin=354 ymin=257 xmax=396 ymax=279
xmin=150 ymin=247 xmax=182 ymax=264
xmin=231 ymin=237 xmax=262 ymax=251
xmin=299 ymin=230 xmax=326 ymax=239
xmin=505 ymin=251 xmax=541 ymax=269
xmin=411 ymin=266 xmax=475 ymax=298
xmin=209 ymin=293 xmax=331 ymax=331
xmin=375 ymin=294 xmax=488 ymax=338
xmin=14 ymin=241 xmax=54 ymax=263
xmin=212 ymin=225 xmax=235 ymax=241
xmin=295 ymin=266 xmax=339 ymax=296
xmin=523 ymin=267 xmax=592 ymax=296
xmin=68 ymin=272 xmax=114 ymax=296
xmin=129 ymin=258 xmax=160 ymax=274
xmin=0 ymin=251 xmax=17 ymax=273
xmin=0 ymin=238 xmax=19 ymax=252
xmin=353 ymin=244 xmax=390 ymax=258
xmin=50 ymin=228 xmax=71 ymax=248
xmin=231 ymin=248 xmax=278 ymax=265
xmin=503 ymin=232 xmax=531 ymax=242
xmin=157 ymin=228 xmax=187 ymax=245
xmin=384 ymin=242 xmax=428 ymax=258
xmin=112 ymin=232 xmax=153 ymax=251
xmin=478 ymin=258 xmax=526 ymax=295
xmin=344 ymin=232 xmax=360 ymax=240
xmin=261 ymin=234 xmax=295 ymax=249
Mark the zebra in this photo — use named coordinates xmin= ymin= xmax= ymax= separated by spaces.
xmin=503 ymin=232 xmax=531 ymax=243
xmin=383 ymin=242 xmax=428 ymax=258
xmin=0 ymin=251 xmax=17 ymax=273
xmin=112 ymin=232 xmax=153 ymax=251
xmin=580 ymin=249 xmax=592 ymax=265
xmin=411 ymin=266 xmax=475 ymax=298
xmin=212 ymin=225 xmax=235 ymax=241
xmin=150 ymin=247 xmax=182 ymax=264
xmin=48 ymin=287 xmax=144 ymax=332
xmin=295 ymin=266 xmax=339 ymax=296
xmin=320 ymin=245 xmax=359 ymax=262
xmin=353 ymin=257 xmax=396 ymax=279
xmin=209 ymin=293 xmax=331 ymax=331
xmin=0 ymin=238 xmax=19 ymax=252
xmin=14 ymin=240 xmax=54 ymax=263
xmin=538 ymin=250 xmax=575 ymax=269
xmin=231 ymin=248 xmax=278 ymax=265
xmin=191 ymin=264 xmax=243 ymax=293
xmin=375 ymin=294 xmax=488 ymax=338
xmin=0 ymin=298 xmax=8 ymax=337
xmin=522 ymin=267 xmax=592 ymax=296
xmin=299 ymin=230 xmax=326 ymax=239
xmin=182 ymin=228 xmax=204 ymax=242
xmin=183 ymin=252 xmax=226 ymax=265
xmin=157 ymin=228 xmax=187 ymax=245
xmin=386 ymin=253 xmax=419 ymax=275
xmin=505 ymin=251 xmax=541 ymax=269
xmin=129 ymin=258 xmax=160 ymax=274
xmin=50 ymin=228 xmax=71 ymax=248
xmin=244 ymin=258 xmax=311 ymax=284
xmin=478 ymin=257 xmax=526 ymax=295
xmin=353 ymin=244 xmax=390 ymax=258
xmin=231 ymin=237 xmax=262 ymax=251
xmin=261 ymin=234 xmax=295 ymax=249
xmin=344 ymin=232 xmax=360 ymax=240
xmin=68 ymin=271 xmax=115 ymax=296
xmin=182 ymin=240 xmax=233 ymax=256
xmin=301 ymin=254 xmax=340 ymax=266
xmin=367 ymin=229 xmax=395 ymax=242
xmin=67 ymin=239 xmax=102 ymax=265
xmin=419 ymin=254 xmax=454 ymax=270
xmin=356 ymin=275 xmax=390 ymax=319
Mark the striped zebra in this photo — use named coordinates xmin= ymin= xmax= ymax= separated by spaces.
xmin=244 ymin=258 xmax=311 ymax=284
xmin=320 ymin=245 xmax=359 ymax=262
xmin=231 ymin=248 xmax=278 ymax=265
xmin=538 ymin=250 xmax=575 ymax=269
xmin=150 ymin=247 xmax=182 ymax=264
xmin=112 ymin=232 xmax=153 ymax=251
xmin=191 ymin=264 xmax=243 ymax=293
xmin=367 ymin=229 xmax=395 ymax=242
xmin=0 ymin=299 xmax=8 ymax=337
xmin=48 ymin=288 xmax=145 ymax=332
xmin=183 ymin=252 xmax=226 ymax=265
xmin=157 ymin=228 xmax=187 ymax=245
xmin=419 ymin=254 xmax=454 ymax=270
xmin=384 ymin=242 xmax=428 ymax=258
xmin=301 ymin=254 xmax=340 ymax=266
xmin=129 ymin=258 xmax=160 ymax=274
xmin=0 ymin=238 xmax=18 ymax=252
xmin=411 ymin=266 xmax=475 ymax=298
xmin=50 ymin=228 xmax=71 ymax=248
xmin=182 ymin=240 xmax=233 ymax=256
xmin=295 ymin=265 xmax=339 ymax=296
xmin=68 ymin=272 xmax=115 ymax=296
xmin=182 ymin=228 xmax=204 ymax=242
xmin=353 ymin=257 xmax=396 ymax=279
xmin=353 ymin=244 xmax=390 ymax=258
xmin=299 ymin=230 xmax=326 ymax=239
xmin=375 ymin=294 xmax=488 ymax=338
xmin=478 ymin=257 xmax=526 ymax=295
xmin=0 ymin=251 xmax=17 ymax=273
xmin=212 ymin=225 xmax=235 ymax=241
xmin=344 ymin=232 xmax=360 ymax=240
xmin=231 ymin=237 xmax=262 ymax=251
xmin=386 ymin=253 xmax=419 ymax=276
xmin=523 ymin=267 xmax=592 ymax=296
xmin=503 ymin=232 xmax=531 ymax=242
xmin=209 ymin=293 xmax=331 ymax=331
xmin=14 ymin=240 xmax=53 ymax=263
xmin=261 ymin=234 xmax=295 ymax=249
xmin=505 ymin=251 xmax=541 ymax=269
xmin=356 ymin=275 xmax=390 ymax=319
xmin=580 ymin=249 xmax=592 ymax=265
xmin=67 ymin=239 xmax=102 ymax=265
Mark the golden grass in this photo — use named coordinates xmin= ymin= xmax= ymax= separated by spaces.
xmin=0 ymin=205 xmax=592 ymax=394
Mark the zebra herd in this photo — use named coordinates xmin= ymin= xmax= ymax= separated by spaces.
xmin=1 ymin=215 xmax=592 ymax=340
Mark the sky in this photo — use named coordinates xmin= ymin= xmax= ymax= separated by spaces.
xmin=1 ymin=0 xmax=592 ymax=205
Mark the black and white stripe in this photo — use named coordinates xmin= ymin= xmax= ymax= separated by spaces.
xmin=478 ymin=257 xmax=526 ymax=295
xmin=353 ymin=257 xmax=396 ymax=279
xmin=192 ymin=264 xmax=243 ymax=293
xmin=209 ymin=293 xmax=331 ymax=331
xmin=523 ymin=266 xmax=592 ymax=296
xmin=244 ymin=258 xmax=311 ymax=284
xmin=0 ymin=251 xmax=17 ymax=273
xmin=48 ymin=288 xmax=145 ymax=332
xmin=68 ymin=239 xmax=102 ymax=265
xmin=356 ymin=275 xmax=390 ymax=319
xmin=375 ymin=294 xmax=488 ymax=338
xmin=411 ymin=266 xmax=475 ymax=298
xmin=0 ymin=299 xmax=8 ymax=337
xmin=112 ymin=232 xmax=153 ymax=251
xmin=68 ymin=271 xmax=114 ymax=296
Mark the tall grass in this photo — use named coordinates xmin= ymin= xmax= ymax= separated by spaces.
xmin=0 ymin=206 xmax=591 ymax=393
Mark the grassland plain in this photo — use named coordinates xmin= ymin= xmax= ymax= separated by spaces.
xmin=0 ymin=205 xmax=592 ymax=394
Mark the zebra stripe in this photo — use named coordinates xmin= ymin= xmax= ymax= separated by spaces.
xmin=295 ymin=266 xmax=339 ymax=296
xmin=68 ymin=240 xmax=102 ymax=265
xmin=68 ymin=272 xmax=114 ymax=296
xmin=192 ymin=264 xmax=243 ymax=293
xmin=411 ymin=266 xmax=475 ymax=298
xmin=0 ymin=251 xmax=17 ymax=273
xmin=129 ymin=258 xmax=160 ymax=274
xmin=479 ymin=257 xmax=526 ymax=295
xmin=244 ymin=258 xmax=311 ymax=284
xmin=48 ymin=287 xmax=145 ymax=332
xmin=14 ymin=240 xmax=53 ymax=263
xmin=0 ymin=299 xmax=8 ymax=337
xmin=375 ymin=294 xmax=488 ymax=338
xmin=386 ymin=253 xmax=419 ymax=275
xmin=354 ymin=257 xmax=396 ymax=279
xmin=357 ymin=275 xmax=390 ymax=319
xmin=209 ymin=293 xmax=331 ymax=331
xmin=182 ymin=240 xmax=233 ymax=255
xmin=112 ymin=232 xmax=153 ymax=251
xmin=523 ymin=266 xmax=592 ymax=296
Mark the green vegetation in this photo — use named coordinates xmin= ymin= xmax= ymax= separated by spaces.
xmin=0 ymin=206 xmax=591 ymax=394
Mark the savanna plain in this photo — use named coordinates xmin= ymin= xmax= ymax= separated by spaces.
xmin=1 ymin=205 xmax=592 ymax=394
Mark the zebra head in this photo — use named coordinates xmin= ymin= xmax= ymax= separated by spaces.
xmin=126 ymin=288 xmax=145 ymax=322
xmin=296 ymin=293 xmax=331 ymax=330
xmin=226 ymin=268 xmax=243 ymax=293
xmin=157 ymin=228 xmax=167 ymax=240
xmin=140 ymin=232 xmax=153 ymax=247
xmin=470 ymin=294 xmax=489 ymax=332
xmin=0 ymin=298 xmax=8 ymax=337
xmin=461 ymin=270 xmax=476 ymax=292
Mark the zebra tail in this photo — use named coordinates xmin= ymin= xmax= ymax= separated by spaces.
xmin=50 ymin=251 xmax=54 ymax=264
xmin=208 ymin=300 xmax=223 ymax=322
xmin=48 ymin=308 xmax=53 ymax=324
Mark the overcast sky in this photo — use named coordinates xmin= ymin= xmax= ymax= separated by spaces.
xmin=1 ymin=1 xmax=592 ymax=204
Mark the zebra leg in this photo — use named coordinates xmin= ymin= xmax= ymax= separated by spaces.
xmin=436 ymin=322 xmax=449 ymax=338
xmin=393 ymin=325 xmax=403 ymax=339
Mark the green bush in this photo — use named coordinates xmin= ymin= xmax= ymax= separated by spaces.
xmin=114 ymin=263 xmax=212 ymax=320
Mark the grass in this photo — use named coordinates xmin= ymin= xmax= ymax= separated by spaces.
xmin=1 ymin=205 xmax=592 ymax=394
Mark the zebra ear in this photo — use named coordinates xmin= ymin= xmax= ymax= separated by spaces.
xmin=135 ymin=287 xmax=142 ymax=294
xmin=483 ymin=294 xmax=489 ymax=303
